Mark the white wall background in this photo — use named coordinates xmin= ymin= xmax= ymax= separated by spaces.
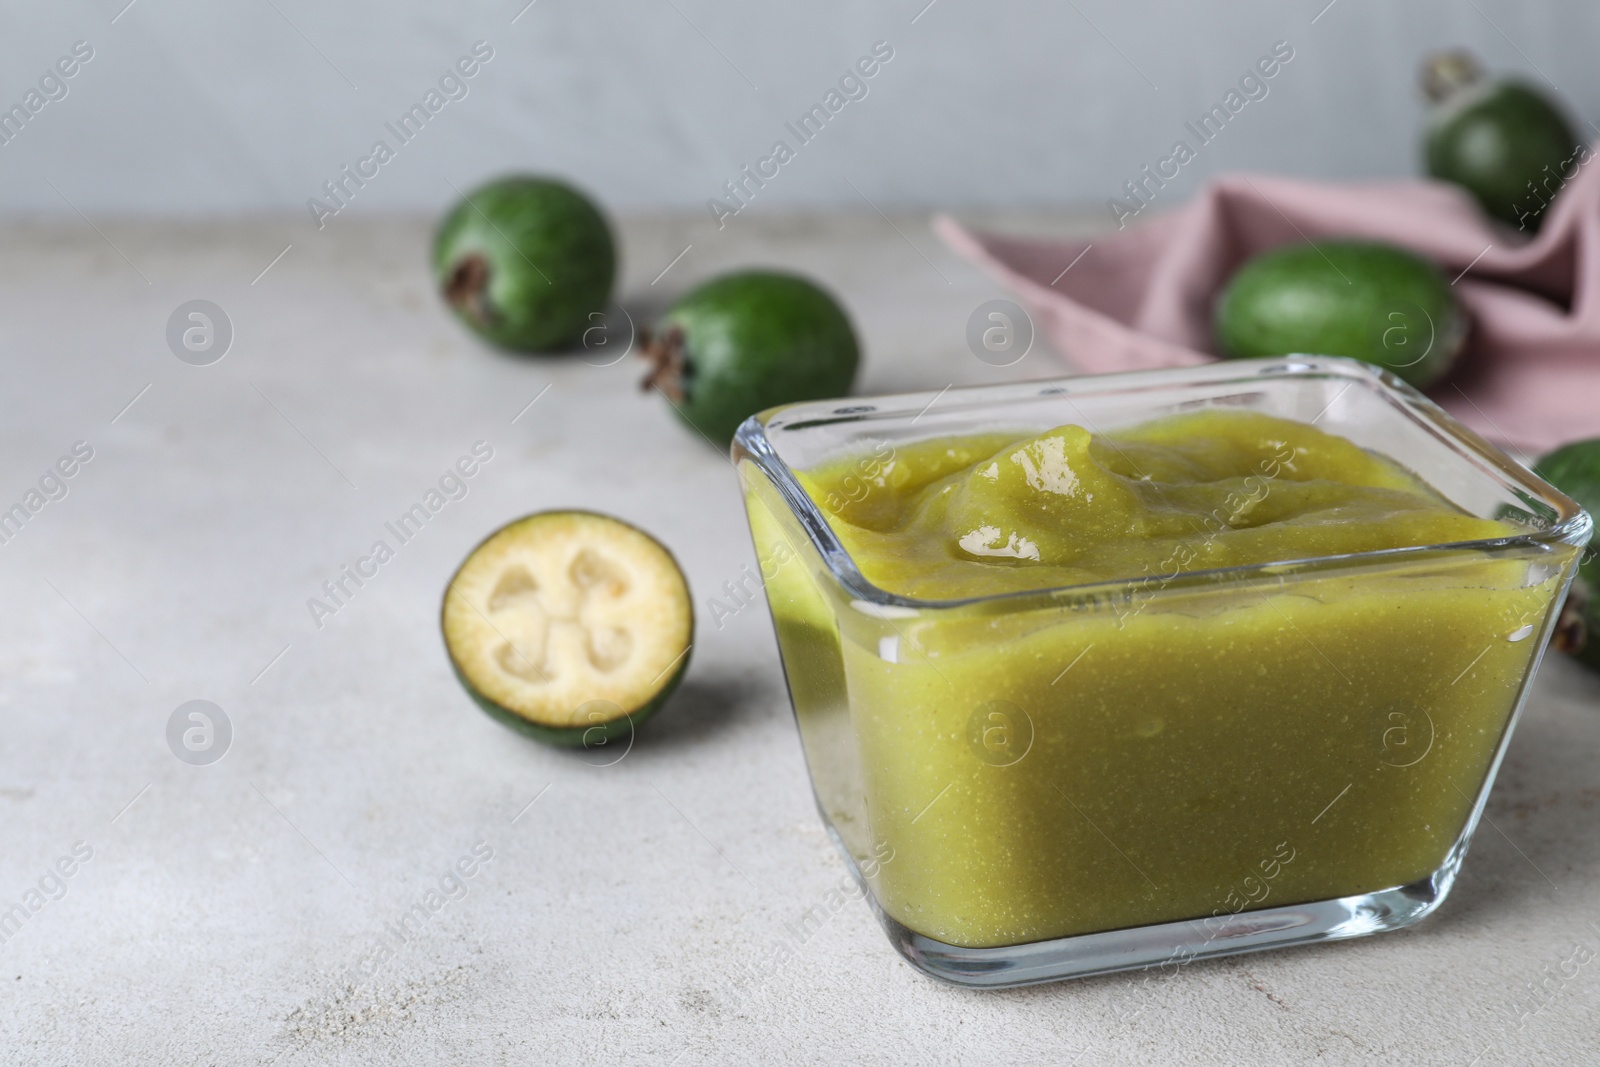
xmin=0 ymin=0 xmax=1594 ymax=225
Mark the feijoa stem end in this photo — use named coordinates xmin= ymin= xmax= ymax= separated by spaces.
xmin=1421 ymin=49 xmax=1485 ymax=105
xmin=639 ymin=325 xmax=687 ymax=402
xmin=445 ymin=252 xmax=494 ymax=328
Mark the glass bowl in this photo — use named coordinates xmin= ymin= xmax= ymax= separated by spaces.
xmin=733 ymin=356 xmax=1589 ymax=988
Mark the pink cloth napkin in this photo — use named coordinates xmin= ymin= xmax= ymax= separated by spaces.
xmin=934 ymin=158 xmax=1600 ymax=452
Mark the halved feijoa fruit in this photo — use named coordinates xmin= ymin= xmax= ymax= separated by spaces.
xmin=442 ymin=511 xmax=693 ymax=746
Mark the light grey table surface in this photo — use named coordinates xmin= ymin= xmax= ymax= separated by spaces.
xmin=0 ymin=211 xmax=1595 ymax=1066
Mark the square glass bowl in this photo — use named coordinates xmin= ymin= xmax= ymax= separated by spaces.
xmin=732 ymin=356 xmax=1590 ymax=988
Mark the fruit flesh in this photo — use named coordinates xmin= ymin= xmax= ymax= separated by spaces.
xmin=442 ymin=512 xmax=692 ymax=744
xmin=742 ymin=410 xmax=1574 ymax=948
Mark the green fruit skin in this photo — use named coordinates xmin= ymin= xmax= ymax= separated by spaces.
xmin=1214 ymin=240 xmax=1466 ymax=389
xmin=1426 ymin=81 xmax=1579 ymax=230
xmin=447 ymin=656 xmax=690 ymax=748
xmin=1534 ymin=440 xmax=1600 ymax=671
xmin=662 ymin=271 xmax=860 ymax=446
xmin=433 ymin=176 xmax=616 ymax=352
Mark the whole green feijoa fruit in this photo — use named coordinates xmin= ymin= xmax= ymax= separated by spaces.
xmin=434 ymin=176 xmax=616 ymax=352
xmin=1214 ymin=240 xmax=1466 ymax=389
xmin=1421 ymin=50 xmax=1581 ymax=231
xmin=1534 ymin=439 xmax=1600 ymax=672
xmin=640 ymin=270 xmax=860 ymax=446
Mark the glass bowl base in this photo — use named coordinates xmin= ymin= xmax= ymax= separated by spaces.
xmin=829 ymin=825 xmax=1463 ymax=989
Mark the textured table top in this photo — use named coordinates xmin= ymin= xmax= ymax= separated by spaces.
xmin=0 ymin=211 xmax=1596 ymax=1066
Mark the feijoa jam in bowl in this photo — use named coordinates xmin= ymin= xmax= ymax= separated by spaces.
xmin=733 ymin=357 xmax=1588 ymax=987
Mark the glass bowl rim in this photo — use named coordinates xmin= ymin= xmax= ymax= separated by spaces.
xmin=731 ymin=356 xmax=1593 ymax=613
